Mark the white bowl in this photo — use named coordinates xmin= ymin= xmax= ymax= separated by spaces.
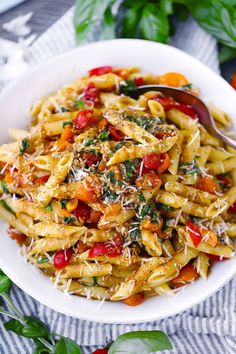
xmin=0 ymin=39 xmax=235 ymax=324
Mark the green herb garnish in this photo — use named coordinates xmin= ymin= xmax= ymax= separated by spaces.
xmin=84 ymin=139 xmax=94 ymax=147
xmin=20 ymin=138 xmax=30 ymax=154
xmin=129 ymin=223 xmax=141 ymax=241
xmin=45 ymin=203 xmax=52 ymax=212
xmin=61 ymin=107 xmax=69 ymax=112
xmin=98 ymin=128 xmax=111 ymax=141
xmin=138 ymin=192 xmax=146 ymax=203
xmin=102 ymin=189 xmax=118 ymax=203
xmin=63 ymin=216 xmax=76 ymax=224
xmin=62 ymin=121 xmax=73 ymax=128
xmin=107 ymin=171 xmax=116 ymax=184
xmin=1 ymin=180 xmax=9 ymax=194
xmin=179 ymin=161 xmax=199 ymax=175
xmin=122 ymin=159 xmax=139 ymax=180
xmin=74 ymin=99 xmax=85 ymax=109
xmin=60 ymin=198 xmax=68 ymax=209
xmin=113 ymin=141 xmax=126 ymax=152
xmin=156 ymin=203 xmax=174 ymax=212
xmin=0 ymin=200 xmax=15 ymax=215
xmin=37 ymin=257 xmax=49 ymax=264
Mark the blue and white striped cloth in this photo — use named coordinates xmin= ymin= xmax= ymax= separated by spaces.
xmin=1 ymin=7 xmax=235 ymax=354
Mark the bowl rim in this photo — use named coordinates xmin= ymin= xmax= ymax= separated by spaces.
xmin=0 ymin=38 xmax=236 ymax=324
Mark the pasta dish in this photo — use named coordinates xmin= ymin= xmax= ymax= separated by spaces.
xmin=0 ymin=66 xmax=235 ymax=305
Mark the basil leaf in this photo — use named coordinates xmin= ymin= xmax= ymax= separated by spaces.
xmin=108 ymin=330 xmax=172 ymax=354
xmin=100 ymin=5 xmax=116 ymax=39
xmin=1 ymin=180 xmax=9 ymax=193
xmin=219 ymin=44 xmax=236 ymax=62
xmin=0 ymin=270 xmax=12 ymax=293
xmin=63 ymin=216 xmax=76 ymax=224
xmin=60 ymin=199 xmax=68 ymax=209
xmin=45 ymin=203 xmax=53 ymax=212
xmin=63 ymin=121 xmax=73 ymax=128
xmin=20 ymin=138 xmax=30 ymax=154
xmin=74 ymin=0 xmax=114 ymax=44
xmin=122 ymin=7 xmax=141 ymax=38
xmin=140 ymin=3 xmax=169 ymax=43
xmin=22 ymin=316 xmax=49 ymax=338
xmin=0 ymin=200 xmax=15 ymax=215
xmin=37 ymin=257 xmax=49 ymax=264
xmin=74 ymin=100 xmax=85 ymax=109
xmin=61 ymin=107 xmax=69 ymax=112
xmin=186 ymin=0 xmax=236 ymax=48
xmin=33 ymin=339 xmax=50 ymax=354
xmin=53 ymin=337 xmax=82 ymax=354
xmin=4 ymin=319 xmax=24 ymax=336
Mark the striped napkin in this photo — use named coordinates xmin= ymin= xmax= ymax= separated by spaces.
xmin=1 ymin=7 xmax=236 ymax=354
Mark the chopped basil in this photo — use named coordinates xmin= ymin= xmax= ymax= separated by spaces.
xmin=156 ymin=203 xmax=174 ymax=212
xmin=37 ymin=257 xmax=49 ymax=264
xmin=128 ymin=223 xmax=141 ymax=241
xmin=181 ymin=83 xmax=193 ymax=89
xmin=107 ymin=171 xmax=116 ymax=184
xmin=119 ymin=79 xmax=137 ymax=94
xmin=126 ymin=115 xmax=158 ymax=132
xmin=45 ymin=203 xmax=52 ymax=212
xmin=98 ymin=128 xmax=111 ymax=141
xmin=113 ymin=141 xmax=126 ymax=152
xmin=92 ymin=277 xmax=98 ymax=286
xmin=138 ymin=192 xmax=146 ymax=203
xmin=0 ymin=200 xmax=15 ymax=215
xmin=139 ymin=203 xmax=161 ymax=223
xmin=20 ymin=138 xmax=30 ymax=154
xmin=121 ymin=159 xmax=139 ymax=180
xmin=102 ymin=187 xmax=118 ymax=203
xmin=74 ymin=99 xmax=85 ymax=109
xmin=84 ymin=139 xmax=94 ymax=147
xmin=62 ymin=121 xmax=73 ymax=128
xmin=179 ymin=161 xmax=199 ymax=175
xmin=60 ymin=198 xmax=68 ymax=209
xmin=63 ymin=216 xmax=76 ymax=224
xmin=1 ymin=180 xmax=9 ymax=193
xmin=61 ymin=107 xmax=69 ymax=112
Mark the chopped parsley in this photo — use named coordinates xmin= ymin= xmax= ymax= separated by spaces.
xmin=92 ymin=277 xmax=98 ymax=286
xmin=37 ymin=257 xmax=49 ymax=264
xmin=0 ymin=200 xmax=15 ymax=215
xmin=119 ymin=79 xmax=137 ymax=94
xmin=74 ymin=99 xmax=85 ymax=109
xmin=20 ymin=138 xmax=30 ymax=154
xmin=181 ymin=83 xmax=193 ymax=90
xmin=113 ymin=141 xmax=126 ymax=153
xmin=138 ymin=192 xmax=146 ymax=203
xmin=98 ymin=128 xmax=111 ymax=141
xmin=62 ymin=121 xmax=73 ymax=128
xmin=121 ymin=159 xmax=139 ymax=180
xmin=1 ymin=180 xmax=9 ymax=193
xmin=61 ymin=107 xmax=69 ymax=112
xmin=84 ymin=139 xmax=94 ymax=147
xmin=179 ymin=161 xmax=199 ymax=175
xmin=139 ymin=203 xmax=161 ymax=223
xmin=45 ymin=203 xmax=52 ymax=212
xmin=156 ymin=203 xmax=174 ymax=212
xmin=128 ymin=223 xmax=141 ymax=241
xmin=63 ymin=216 xmax=76 ymax=224
xmin=107 ymin=171 xmax=116 ymax=184
xmin=126 ymin=115 xmax=159 ymax=132
xmin=102 ymin=187 xmax=118 ymax=203
xmin=60 ymin=198 xmax=68 ymax=209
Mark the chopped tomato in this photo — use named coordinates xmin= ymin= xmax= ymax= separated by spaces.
xmin=8 ymin=227 xmax=27 ymax=246
xmin=83 ymin=83 xmax=100 ymax=105
xmin=217 ymin=174 xmax=232 ymax=188
xmin=231 ymin=72 xmax=236 ymax=90
xmin=60 ymin=125 xmax=74 ymax=142
xmin=74 ymin=240 xmax=88 ymax=254
xmin=156 ymin=130 xmax=176 ymax=140
xmin=74 ymin=109 xmax=94 ymax=129
xmin=98 ymin=118 xmax=108 ymax=130
xmin=205 ymin=253 xmax=229 ymax=262
xmin=75 ymin=178 xmax=101 ymax=203
xmin=229 ymin=202 xmax=236 ymax=213
xmin=159 ymin=72 xmax=189 ymax=87
xmin=92 ymin=349 xmax=108 ymax=354
xmin=172 ymin=264 xmax=198 ymax=288
xmin=143 ymin=153 xmax=161 ymax=171
xmin=87 ymin=209 xmax=102 ymax=224
xmin=88 ymin=66 xmax=112 ymax=77
xmin=89 ymin=235 xmax=123 ymax=258
xmin=53 ymin=249 xmax=73 ymax=269
xmin=113 ymin=68 xmax=129 ymax=79
xmin=140 ymin=218 xmax=163 ymax=233
xmin=136 ymin=171 xmax=162 ymax=190
xmin=34 ymin=175 xmax=50 ymax=184
xmin=83 ymin=152 xmax=101 ymax=167
xmin=174 ymin=103 xmax=198 ymax=119
xmin=186 ymin=221 xmax=202 ymax=247
xmin=134 ymin=77 xmax=144 ymax=86
xmin=72 ymin=200 xmax=91 ymax=221
xmin=196 ymin=176 xmax=218 ymax=194
xmin=151 ymin=93 xmax=197 ymax=118
xmin=157 ymin=153 xmax=170 ymax=174
xmin=123 ymin=292 xmax=145 ymax=306
xmin=108 ymin=126 xmax=125 ymax=141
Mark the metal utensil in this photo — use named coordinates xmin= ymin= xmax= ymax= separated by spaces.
xmin=126 ymin=85 xmax=236 ymax=149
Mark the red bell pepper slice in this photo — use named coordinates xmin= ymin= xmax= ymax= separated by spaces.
xmin=88 ymin=66 xmax=112 ymax=77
